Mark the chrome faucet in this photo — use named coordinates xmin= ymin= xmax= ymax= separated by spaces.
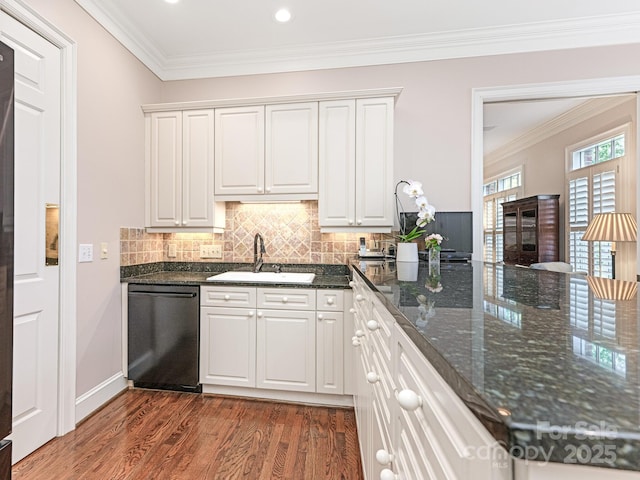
xmin=253 ymin=233 xmax=266 ymax=273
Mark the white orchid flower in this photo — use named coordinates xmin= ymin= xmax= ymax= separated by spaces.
xmin=417 ymin=205 xmax=436 ymax=226
xmin=415 ymin=196 xmax=429 ymax=210
xmin=402 ymin=180 xmax=423 ymax=198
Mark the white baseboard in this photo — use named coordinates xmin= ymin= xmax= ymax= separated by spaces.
xmin=75 ymin=372 xmax=128 ymax=423
xmin=202 ymin=384 xmax=354 ymax=408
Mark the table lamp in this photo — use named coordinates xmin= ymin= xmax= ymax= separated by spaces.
xmin=581 ymin=212 xmax=637 ymax=279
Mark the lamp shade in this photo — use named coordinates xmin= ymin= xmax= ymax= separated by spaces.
xmin=586 ymin=275 xmax=638 ymax=300
xmin=581 ymin=213 xmax=637 ymax=242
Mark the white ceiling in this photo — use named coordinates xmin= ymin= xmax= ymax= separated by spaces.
xmin=75 ymin=0 xmax=640 ymax=81
xmin=73 ymin=1 xmax=640 ymax=153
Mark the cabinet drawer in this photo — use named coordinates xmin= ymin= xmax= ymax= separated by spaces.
xmin=317 ymin=289 xmax=344 ymax=311
xmin=201 ymin=286 xmax=256 ymax=307
xmin=257 ymin=288 xmax=316 ymax=310
xmin=394 ymin=323 xmax=506 ymax=480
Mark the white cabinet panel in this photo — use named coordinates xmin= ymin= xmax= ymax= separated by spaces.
xmin=149 ymin=111 xmax=182 ymax=227
xmin=147 ymin=109 xmax=224 ymax=230
xmin=266 ymin=102 xmax=318 ymax=195
xmin=319 ymin=97 xmax=394 ymax=231
xmin=200 ymin=306 xmax=256 ymax=387
xmin=316 ymin=309 xmax=344 ymax=394
xmin=215 ymin=102 xmax=318 ymax=200
xmin=214 ymin=105 xmax=265 ymax=196
xmin=256 ymin=309 xmax=316 ymax=392
xmin=257 ymin=287 xmax=316 ymax=310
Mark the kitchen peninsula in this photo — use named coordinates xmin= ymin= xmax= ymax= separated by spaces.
xmin=352 ymin=259 xmax=640 ymax=479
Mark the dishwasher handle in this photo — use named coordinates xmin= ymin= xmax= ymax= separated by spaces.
xmin=128 ymin=291 xmax=197 ymax=299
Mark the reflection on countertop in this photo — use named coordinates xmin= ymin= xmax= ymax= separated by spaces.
xmin=352 ymin=259 xmax=640 ymax=471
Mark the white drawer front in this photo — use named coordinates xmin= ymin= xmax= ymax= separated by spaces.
xmin=317 ymin=289 xmax=344 ymax=311
xmin=257 ymin=287 xmax=316 ymax=310
xmin=394 ymin=323 xmax=507 ymax=480
xmin=200 ymin=286 xmax=256 ymax=307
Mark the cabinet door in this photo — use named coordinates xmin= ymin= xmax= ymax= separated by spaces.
xmin=214 ymin=105 xmax=264 ymax=196
xmin=316 ymin=310 xmax=344 ymax=394
xmin=149 ymin=111 xmax=182 ymax=227
xmin=266 ymin=102 xmax=318 ymax=195
xmin=318 ymin=99 xmax=356 ymax=227
xmin=355 ymin=97 xmax=394 ymax=227
xmin=182 ymin=109 xmax=214 ymax=227
xmin=200 ymin=306 xmax=256 ymax=387
xmin=256 ymin=309 xmax=316 ymax=392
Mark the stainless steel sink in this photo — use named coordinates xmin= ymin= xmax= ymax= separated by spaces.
xmin=206 ymin=271 xmax=315 ymax=284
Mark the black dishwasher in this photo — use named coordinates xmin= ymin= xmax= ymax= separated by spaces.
xmin=127 ymin=284 xmax=201 ymax=393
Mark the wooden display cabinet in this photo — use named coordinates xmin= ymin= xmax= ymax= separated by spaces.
xmin=502 ymin=194 xmax=560 ymax=266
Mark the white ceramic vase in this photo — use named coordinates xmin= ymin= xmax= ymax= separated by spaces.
xmin=396 ymin=242 xmax=419 ymax=263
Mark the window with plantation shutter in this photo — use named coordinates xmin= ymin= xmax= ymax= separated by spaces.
xmin=567 ymin=132 xmax=623 ymax=277
xmin=483 ymin=170 xmax=520 ymax=262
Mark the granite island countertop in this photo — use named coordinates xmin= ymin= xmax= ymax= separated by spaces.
xmin=120 ymin=261 xmax=351 ymax=289
xmin=352 ymin=259 xmax=640 ymax=471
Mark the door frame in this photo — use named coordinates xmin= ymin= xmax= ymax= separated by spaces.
xmin=0 ymin=0 xmax=77 ymax=436
xmin=471 ymin=76 xmax=640 ymax=276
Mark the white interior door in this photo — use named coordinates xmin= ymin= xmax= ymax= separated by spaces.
xmin=0 ymin=12 xmax=61 ymax=463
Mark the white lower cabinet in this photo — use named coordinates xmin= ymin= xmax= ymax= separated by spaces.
xmin=350 ymin=270 xmax=512 ymax=480
xmin=200 ymin=286 xmax=257 ymax=387
xmin=256 ymin=308 xmax=316 ymax=392
xmin=200 ymin=285 xmax=346 ymax=398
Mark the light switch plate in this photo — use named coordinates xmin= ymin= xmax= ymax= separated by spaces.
xmin=100 ymin=242 xmax=108 ymax=259
xmin=78 ymin=244 xmax=93 ymax=263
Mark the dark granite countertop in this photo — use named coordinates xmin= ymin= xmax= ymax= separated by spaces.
xmin=121 ymin=261 xmax=351 ymax=289
xmin=352 ymin=259 xmax=640 ymax=471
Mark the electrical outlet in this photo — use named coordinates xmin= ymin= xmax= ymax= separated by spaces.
xmin=200 ymin=245 xmax=222 ymax=259
xmin=168 ymin=244 xmax=177 ymax=258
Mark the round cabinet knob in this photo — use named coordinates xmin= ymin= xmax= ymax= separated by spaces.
xmin=182 ymin=221 xmax=187 ymax=225
xmin=248 ymin=311 xmax=255 ymax=317
xmin=349 ymin=281 xmax=355 ymax=287
xmin=258 ymin=187 xmax=263 ymax=193
xmin=266 ymin=187 xmax=271 ymax=193
xmin=355 ymin=329 xmax=365 ymax=338
xmin=375 ymin=449 xmax=395 ymax=466
xmin=327 ymin=298 xmax=334 ymax=305
xmin=349 ymin=308 xmax=356 ymax=314
xmin=366 ymin=372 xmax=379 ymax=384
xmin=348 ymin=220 xmax=354 ymax=225
xmin=380 ymin=469 xmax=397 ymax=480
xmin=224 ymin=295 xmax=230 ymax=301
xmin=318 ymin=314 xmax=324 ymax=321
xmin=174 ymin=221 xmax=180 ymax=226
xmin=356 ymin=294 xmax=364 ymax=302
xmin=257 ymin=311 xmax=264 ymax=318
xmin=351 ymin=337 xmax=361 ymax=347
xmin=396 ymin=389 xmax=423 ymax=411
xmin=282 ymin=296 xmax=288 ymax=303
xmin=367 ymin=320 xmax=379 ymax=331
xmin=357 ymin=219 xmax=362 ymax=225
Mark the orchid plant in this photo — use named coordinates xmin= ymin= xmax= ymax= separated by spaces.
xmin=395 ymin=180 xmax=436 ymax=243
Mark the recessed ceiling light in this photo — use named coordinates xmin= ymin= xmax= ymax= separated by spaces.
xmin=165 ymin=0 xmax=180 ymax=4
xmin=274 ymin=8 xmax=292 ymax=23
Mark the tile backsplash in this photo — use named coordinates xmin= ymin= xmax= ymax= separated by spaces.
xmin=120 ymin=201 xmax=389 ymax=266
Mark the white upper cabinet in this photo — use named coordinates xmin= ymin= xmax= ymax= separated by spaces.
xmin=214 ymin=105 xmax=265 ymax=197
xmin=266 ymin=102 xmax=318 ymax=196
xmin=146 ymin=109 xmax=224 ymax=231
xmin=214 ymin=102 xmax=318 ymax=200
xmin=319 ymin=97 xmax=395 ymax=232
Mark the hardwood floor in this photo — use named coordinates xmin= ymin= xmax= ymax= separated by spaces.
xmin=12 ymin=389 xmax=363 ymax=480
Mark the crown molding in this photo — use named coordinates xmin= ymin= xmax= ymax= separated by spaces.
xmin=141 ymin=87 xmax=403 ymax=113
xmin=484 ymin=95 xmax=634 ymax=164
xmin=74 ymin=0 xmax=640 ymax=81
